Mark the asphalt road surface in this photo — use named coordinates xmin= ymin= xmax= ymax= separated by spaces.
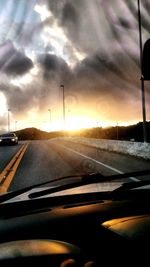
xmin=0 ymin=139 xmax=150 ymax=193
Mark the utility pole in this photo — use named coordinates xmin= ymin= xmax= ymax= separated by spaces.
xmin=60 ymin=84 xmax=66 ymax=128
xmin=48 ymin=109 xmax=51 ymax=131
xmin=116 ymin=122 xmax=119 ymax=140
xmin=137 ymin=0 xmax=147 ymax=142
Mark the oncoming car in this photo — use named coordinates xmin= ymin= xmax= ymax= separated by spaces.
xmin=0 ymin=133 xmax=18 ymax=145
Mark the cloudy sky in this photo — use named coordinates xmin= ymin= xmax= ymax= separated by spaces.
xmin=0 ymin=0 xmax=150 ymax=132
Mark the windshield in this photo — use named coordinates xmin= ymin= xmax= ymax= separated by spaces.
xmin=0 ymin=0 xmax=150 ymax=199
xmin=1 ymin=133 xmax=16 ymax=137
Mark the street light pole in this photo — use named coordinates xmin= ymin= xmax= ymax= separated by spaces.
xmin=137 ymin=0 xmax=147 ymax=142
xmin=60 ymin=84 xmax=66 ymax=128
xmin=8 ymin=109 xmax=11 ymax=132
xmin=116 ymin=122 xmax=119 ymax=140
xmin=48 ymin=109 xmax=51 ymax=131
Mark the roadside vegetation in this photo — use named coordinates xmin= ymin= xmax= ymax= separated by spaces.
xmin=15 ymin=121 xmax=150 ymax=142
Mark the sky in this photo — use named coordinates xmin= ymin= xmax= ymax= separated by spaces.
xmin=0 ymin=0 xmax=150 ymax=132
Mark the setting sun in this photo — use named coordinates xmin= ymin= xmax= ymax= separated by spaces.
xmin=38 ymin=115 xmax=96 ymax=132
xmin=64 ymin=116 xmax=96 ymax=131
xmin=16 ymin=111 xmax=136 ymax=133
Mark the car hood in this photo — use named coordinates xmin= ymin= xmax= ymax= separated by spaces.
xmin=1 ymin=137 xmax=13 ymax=139
xmin=2 ymin=181 xmax=123 ymax=203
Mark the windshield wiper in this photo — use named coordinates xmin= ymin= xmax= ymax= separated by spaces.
xmin=29 ymin=169 xmax=150 ymax=199
xmin=0 ymin=173 xmax=88 ymax=203
xmin=0 ymin=169 xmax=150 ymax=203
xmin=113 ymin=179 xmax=150 ymax=193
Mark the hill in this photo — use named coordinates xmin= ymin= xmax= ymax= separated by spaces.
xmin=15 ymin=127 xmax=66 ymax=140
xmin=14 ymin=122 xmax=150 ymax=142
xmin=71 ymin=122 xmax=150 ymax=142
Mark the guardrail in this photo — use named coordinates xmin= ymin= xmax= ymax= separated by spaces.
xmin=52 ymin=137 xmax=150 ymax=160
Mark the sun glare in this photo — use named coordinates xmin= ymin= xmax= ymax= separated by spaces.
xmin=35 ymin=115 xmax=96 ymax=132
xmin=16 ymin=110 xmax=135 ymax=133
xmin=64 ymin=116 xmax=96 ymax=131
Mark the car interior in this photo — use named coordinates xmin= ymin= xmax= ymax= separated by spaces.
xmin=0 ymin=183 xmax=149 ymax=266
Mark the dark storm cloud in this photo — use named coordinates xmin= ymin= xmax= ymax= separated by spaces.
xmin=0 ymin=83 xmax=38 ymax=114
xmin=46 ymin=0 xmax=140 ymax=59
xmin=0 ymin=51 xmax=74 ymax=119
xmin=61 ymin=2 xmax=79 ymax=41
xmin=47 ymin=0 xmax=81 ymax=49
xmin=143 ymin=1 xmax=150 ymax=11
xmin=127 ymin=1 xmax=150 ymax=33
xmin=0 ymin=53 xmax=73 ymax=117
xmin=47 ymin=0 xmax=67 ymax=16
xmin=74 ymin=51 xmax=139 ymax=86
xmin=39 ymin=53 xmax=65 ymax=71
xmin=117 ymin=18 xmax=133 ymax=29
xmin=46 ymin=0 xmax=146 ymax=101
xmin=0 ymin=0 xmax=150 ymax=128
xmin=72 ymin=51 xmax=141 ymax=111
xmin=37 ymin=53 xmax=72 ymax=84
xmin=76 ymin=54 xmax=125 ymax=80
xmin=0 ymin=40 xmax=33 ymax=75
xmin=4 ymin=53 xmax=33 ymax=76
xmin=34 ymin=50 xmax=140 ymax=110
xmin=62 ymin=2 xmax=77 ymax=23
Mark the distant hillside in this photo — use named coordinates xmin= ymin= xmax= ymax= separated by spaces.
xmin=15 ymin=128 xmax=48 ymax=140
xmin=71 ymin=122 xmax=150 ymax=142
xmin=15 ymin=127 xmax=66 ymax=140
xmin=14 ymin=122 xmax=150 ymax=142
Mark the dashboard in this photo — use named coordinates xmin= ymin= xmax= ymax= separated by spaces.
xmin=0 ymin=190 xmax=149 ymax=266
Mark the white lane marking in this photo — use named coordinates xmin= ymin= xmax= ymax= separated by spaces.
xmin=64 ymin=146 xmax=139 ymax=182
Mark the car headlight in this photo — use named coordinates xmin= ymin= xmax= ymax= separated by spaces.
xmin=0 ymin=139 xmax=2 ymax=142
xmin=11 ymin=138 xmax=15 ymax=141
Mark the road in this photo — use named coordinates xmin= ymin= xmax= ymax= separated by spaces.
xmin=0 ymin=139 xmax=150 ymax=193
